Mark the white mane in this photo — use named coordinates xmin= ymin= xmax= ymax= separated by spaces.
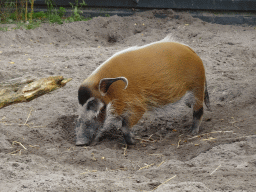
xmin=91 ymin=35 xmax=183 ymax=76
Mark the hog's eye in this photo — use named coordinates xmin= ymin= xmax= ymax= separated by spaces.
xmin=87 ymin=99 xmax=98 ymax=112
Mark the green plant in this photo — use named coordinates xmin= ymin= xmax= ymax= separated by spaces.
xmin=15 ymin=0 xmax=26 ymax=21
xmin=48 ymin=7 xmax=66 ymax=24
xmin=44 ymin=1 xmax=66 ymax=24
xmin=16 ymin=20 xmax=41 ymax=30
xmin=0 ymin=27 xmax=8 ymax=31
xmin=58 ymin=7 xmax=66 ymax=18
xmin=0 ymin=0 xmax=90 ymax=31
xmin=49 ymin=11 xmax=62 ymax=24
xmin=29 ymin=0 xmax=34 ymax=21
xmin=9 ymin=12 xmax=18 ymax=20
xmin=68 ymin=0 xmax=87 ymax=22
xmin=33 ymin=11 xmax=47 ymax=20
xmin=0 ymin=0 xmax=34 ymax=23
xmin=45 ymin=0 xmax=55 ymax=19
xmin=0 ymin=0 xmax=16 ymax=23
xmin=26 ymin=20 xmax=41 ymax=29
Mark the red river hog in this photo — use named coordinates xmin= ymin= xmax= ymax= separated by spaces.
xmin=75 ymin=36 xmax=211 ymax=146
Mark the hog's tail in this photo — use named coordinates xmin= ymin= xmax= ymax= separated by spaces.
xmin=204 ymin=80 xmax=211 ymax=111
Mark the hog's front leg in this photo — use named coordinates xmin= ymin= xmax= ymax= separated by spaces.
xmin=94 ymin=115 xmax=121 ymax=142
xmin=120 ymin=118 xmax=135 ymax=145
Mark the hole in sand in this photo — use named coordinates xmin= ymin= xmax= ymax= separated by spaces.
xmin=49 ymin=115 xmax=123 ymax=145
xmin=107 ymin=35 xmax=117 ymax=43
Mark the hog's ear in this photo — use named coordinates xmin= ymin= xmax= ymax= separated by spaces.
xmin=99 ymin=77 xmax=128 ymax=96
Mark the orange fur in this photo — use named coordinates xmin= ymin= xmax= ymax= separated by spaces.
xmin=82 ymin=41 xmax=206 ymax=127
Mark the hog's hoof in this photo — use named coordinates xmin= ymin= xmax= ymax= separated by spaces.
xmin=75 ymin=137 xmax=91 ymax=146
xmin=123 ymin=133 xmax=135 ymax=145
xmin=189 ymin=127 xmax=199 ymax=136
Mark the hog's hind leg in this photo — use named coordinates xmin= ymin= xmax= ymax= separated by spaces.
xmin=190 ymin=87 xmax=204 ymax=135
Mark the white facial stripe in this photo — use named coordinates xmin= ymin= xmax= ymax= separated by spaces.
xmin=78 ymin=97 xmax=104 ymax=121
xmin=85 ymin=97 xmax=96 ymax=106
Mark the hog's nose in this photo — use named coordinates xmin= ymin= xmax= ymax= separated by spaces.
xmin=75 ymin=137 xmax=91 ymax=146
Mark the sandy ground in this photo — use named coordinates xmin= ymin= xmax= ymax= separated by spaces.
xmin=0 ymin=10 xmax=256 ymax=191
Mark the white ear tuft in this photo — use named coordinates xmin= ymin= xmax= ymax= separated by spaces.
xmin=99 ymin=77 xmax=128 ymax=96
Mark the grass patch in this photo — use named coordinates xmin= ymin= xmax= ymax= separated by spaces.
xmin=0 ymin=0 xmax=91 ymax=30
xmin=15 ymin=20 xmax=41 ymax=30
xmin=0 ymin=26 xmax=8 ymax=31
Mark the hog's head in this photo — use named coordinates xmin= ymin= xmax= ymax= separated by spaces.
xmin=75 ymin=77 xmax=128 ymax=146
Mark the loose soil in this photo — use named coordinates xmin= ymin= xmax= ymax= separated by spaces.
xmin=0 ymin=10 xmax=256 ymax=192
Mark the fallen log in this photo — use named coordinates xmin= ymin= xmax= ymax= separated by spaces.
xmin=0 ymin=76 xmax=72 ymax=109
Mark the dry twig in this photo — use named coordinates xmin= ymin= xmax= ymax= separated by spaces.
xmin=152 ymin=175 xmax=177 ymax=191
xmin=210 ymin=164 xmax=221 ymax=175
xmin=149 ymin=154 xmax=163 ymax=156
xmin=202 ymin=137 xmax=216 ymax=141
xmin=148 ymin=134 xmax=154 ymax=140
xmin=229 ymin=117 xmax=240 ymax=129
xmin=177 ymin=139 xmax=181 ymax=148
xmin=24 ymin=108 xmax=33 ymax=125
xmin=12 ymin=141 xmax=27 ymax=150
xmin=8 ymin=149 xmax=21 ymax=155
xmin=188 ymin=131 xmax=235 ymax=140
xmin=91 ymin=153 xmax=97 ymax=161
xmin=80 ymin=170 xmax=98 ymax=174
xmin=157 ymin=161 xmax=165 ymax=167
xmin=123 ymin=144 xmax=127 ymax=156
xmin=135 ymin=137 xmax=157 ymax=143
xmin=138 ymin=163 xmax=155 ymax=171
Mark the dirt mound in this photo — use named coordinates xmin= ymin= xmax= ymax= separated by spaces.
xmin=0 ymin=10 xmax=204 ymax=48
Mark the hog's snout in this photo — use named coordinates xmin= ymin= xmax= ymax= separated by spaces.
xmin=76 ymin=137 xmax=91 ymax=146
xmin=75 ymin=118 xmax=101 ymax=146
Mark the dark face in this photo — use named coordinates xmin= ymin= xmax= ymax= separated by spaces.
xmin=75 ymin=76 xmax=128 ymax=146
xmin=75 ymin=86 xmax=106 ymax=146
